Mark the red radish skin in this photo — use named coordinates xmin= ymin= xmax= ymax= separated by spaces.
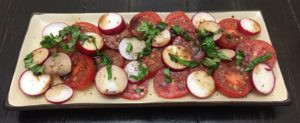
xmin=31 ymin=48 xmax=50 ymax=65
xmin=19 ymin=71 xmax=51 ymax=96
xmin=42 ymin=22 xmax=68 ymax=36
xmin=98 ymin=13 xmax=126 ymax=35
xmin=76 ymin=32 xmax=104 ymax=56
xmin=45 ymin=84 xmax=73 ymax=104
xmin=252 ymin=63 xmax=275 ymax=94
xmin=238 ymin=18 xmax=261 ymax=36
xmin=192 ymin=12 xmax=216 ymax=27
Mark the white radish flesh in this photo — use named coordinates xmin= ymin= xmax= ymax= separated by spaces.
xmin=162 ymin=45 xmax=192 ymax=70
xmin=95 ymin=65 xmax=128 ymax=95
xmin=192 ymin=12 xmax=216 ymax=28
xmin=44 ymin=53 xmax=72 ymax=76
xmin=31 ymin=48 xmax=49 ymax=65
xmin=19 ymin=71 xmax=51 ymax=96
xmin=187 ymin=70 xmax=215 ymax=98
xmin=98 ymin=13 xmax=126 ymax=35
xmin=218 ymin=49 xmax=236 ymax=60
xmin=252 ymin=63 xmax=275 ymax=94
xmin=198 ymin=21 xmax=222 ymax=41
xmin=124 ymin=61 xmax=148 ymax=83
xmin=238 ymin=18 xmax=261 ymax=36
xmin=45 ymin=84 xmax=73 ymax=104
xmin=77 ymin=32 xmax=104 ymax=55
xmin=119 ymin=37 xmax=146 ymax=60
xmin=152 ymin=29 xmax=171 ymax=47
xmin=51 ymin=75 xmax=64 ymax=86
xmin=42 ymin=22 xmax=68 ymax=36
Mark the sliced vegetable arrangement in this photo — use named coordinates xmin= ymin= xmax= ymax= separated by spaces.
xmin=19 ymin=11 xmax=278 ymax=104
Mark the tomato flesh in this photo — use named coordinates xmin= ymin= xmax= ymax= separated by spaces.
xmin=94 ymin=49 xmax=125 ymax=68
xmin=73 ymin=22 xmax=100 ymax=34
xmin=122 ymin=80 xmax=148 ymax=100
xmin=142 ymin=48 xmax=165 ymax=78
xmin=165 ymin=11 xmax=195 ymax=33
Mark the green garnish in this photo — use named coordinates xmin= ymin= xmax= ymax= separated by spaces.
xmin=202 ymin=57 xmax=221 ymax=74
xmin=126 ymin=42 xmax=133 ymax=53
xmin=164 ymin=68 xmax=172 ymax=83
xmin=134 ymin=88 xmax=142 ymax=93
xmin=236 ymin=50 xmax=245 ymax=65
xmin=129 ymin=62 xmax=149 ymax=81
xmin=170 ymin=25 xmax=193 ymax=41
xmin=244 ymin=53 xmax=272 ymax=72
xmin=169 ymin=54 xmax=198 ymax=68
xmin=24 ymin=53 xmax=44 ymax=75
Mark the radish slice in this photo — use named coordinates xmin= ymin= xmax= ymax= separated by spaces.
xmin=31 ymin=48 xmax=49 ymax=65
xmin=152 ymin=29 xmax=171 ymax=47
xmin=95 ymin=65 xmax=128 ymax=95
xmin=98 ymin=13 xmax=126 ymax=35
xmin=76 ymin=32 xmax=104 ymax=56
xmin=187 ymin=70 xmax=215 ymax=98
xmin=162 ymin=45 xmax=192 ymax=70
xmin=119 ymin=37 xmax=146 ymax=60
xmin=19 ymin=71 xmax=51 ymax=96
xmin=45 ymin=83 xmax=73 ymax=104
xmin=192 ymin=12 xmax=216 ymax=27
xmin=252 ymin=63 xmax=275 ymax=94
xmin=51 ymin=75 xmax=64 ymax=86
xmin=197 ymin=21 xmax=222 ymax=41
xmin=42 ymin=22 xmax=68 ymax=36
xmin=44 ymin=53 xmax=72 ymax=76
xmin=124 ymin=61 xmax=148 ymax=83
xmin=238 ymin=18 xmax=261 ymax=36
xmin=218 ymin=49 xmax=236 ymax=60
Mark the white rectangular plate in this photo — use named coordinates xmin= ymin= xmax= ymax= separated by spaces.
xmin=7 ymin=11 xmax=289 ymax=109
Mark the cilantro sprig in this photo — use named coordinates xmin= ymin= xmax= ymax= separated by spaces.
xmin=169 ymin=53 xmax=198 ymax=68
xmin=236 ymin=50 xmax=245 ymax=65
xmin=164 ymin=68 xmax=172 ymax=83
xmin=129 ymin=62 xmax=149 ymax=81
xmin=244 ymin=53 xmax=272 ymax=72
xmin=24 ymin=53 xmax=44 ymax=75
xmin=170 ymin=25 xmax=193 ymax=41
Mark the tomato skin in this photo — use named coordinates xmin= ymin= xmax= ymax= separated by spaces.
xmin=213 ymin=62 xmax=252 ymax=98
xmin=73 ymin=22 xmax=100 ymax=34
xmin=165 ymin=11 xmax=195 ymax=33
xmin=236 ymin=40 xmax=277 ymax=68
xmin=142 ymin=48 xmax=165 ymax=78
xmin=121 ymin=80 xmax=148 ymax=100
xmin=153 ymin=68 xmax=189 ymax=99
xmin=64 ymin=54 xmax=97 ymax=90
xmin=129 ymin=11 xmax=162 ymax=37
xmin=217 ymin=18 xmax=248 ymax=50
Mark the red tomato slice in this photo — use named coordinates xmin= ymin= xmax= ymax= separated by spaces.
xmin=236 ymin=40 xmax=277 ymax=68
xmin=101 ymin=25 xmax=132 ymax=50
xmin=153 ymin=68 xmax=189 ymax=99
xmin=129 ymin=11 xmax=162 ymax=37
xmin=213 ymin=62 xmax=252 ymax=98
xmin=73 ymin=22 xmax=100 ymax=34
xmin=142 ymin=48 xmax=165 ymax=78
xmin=165 ymin=11 xmax=195 ymax=33
xmin=217 ymin=18 xmax=248 ymax=50
xmin=94 ymin=49 xmax=125 ymax=68
xmin=64 ymin=54 xmax=97 ymax=90
xmin=121 ymin=80 xmax=148 ymax=100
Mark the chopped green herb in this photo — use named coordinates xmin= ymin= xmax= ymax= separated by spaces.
xmin=130 ymin=62 xmax=149 ymax=81
xmin=202 ymin=57 xmax=221 ymax=74
xmin=236 ymin=50 xmax=245 ymax=65
xmin=170 ymin=25 xmax=193 ymax=41
xmin=244 ymin=53 xmax=272 ymax=72
xmin=169 ymin=53 xmax=198 ymax=68
xmin=156 ymin=22 xmax=168 ymax=31
xmin=24 ymin=53 xmax=44 ymax=75
xmin=126 ymin=42 xmax=133 ymax=53
xmin=164 ymin=68 xmax=172 ymax=83
xmin=134 ymin=88 xmax=142 ymax=93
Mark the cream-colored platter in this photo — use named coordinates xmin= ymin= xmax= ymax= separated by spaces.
xmin=7 ymin=11 xmax=289 ymax=109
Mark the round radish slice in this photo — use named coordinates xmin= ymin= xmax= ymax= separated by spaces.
xmin=187 ymin=70 xmax=215 ymax=98
xmin=152 ymin=29 xmax=171 ymax=47
xmin=238 ymin=18 xmax=261 ymax=36
xmin=42 ymin=22 xmax=68 ymax=36
xmin=44 ymin=53 xmax=72 ymax=76
xmin=119 ymin=37 xmax=146 ymax=60
xmin=252 ymin=63 xmax=275 ymax=94
xmin=95 ymin=65 xmax=128 ymax=95
xmin=98 ymin=13 xmax=126 ymax=35
xmin=218 ymin=49 xmax=236 ymax=60
xmin=198 ymin=21 xmax=222 ymax=41
xmin=162 ymin=45 xmax=192 ymax=70
xmin=76 ymin=32 xmax=104 ymax=56
xmin=45 ymin=83 xmax=73 ymax=104
xmin=192 ymin=12 xmax=216 ymax=27
xmin=31 ymin=48 xmax=49 ymax=65
xmin=124 ymin=61 xmax=148 ymax=83
xmin=19 ymin=71 xmax=51 ymax=96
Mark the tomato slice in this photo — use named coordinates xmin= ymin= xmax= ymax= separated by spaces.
xmin=101 ymin=25 xmax=132 ymax=50
xmin=217 ymin=18 xmax=248 ymax=50
xmin=121 ymin=80 xmax=148 ymax=100
xmin=165 ymin=11 xmax=195 ymax=33
xmin=153 ymin=68 xmax=189 ymax=98
xmin=236 ymin=40 xmax=277 ymax=68
xmin=73 ymin=22 xmax=100 ymax=34
xmin=64 ymin=54 xmax=97 ymax=90
xmin=94 ymin=49 xmax=125 ymax=68
xmin=142 ymin=48 xmax=165 ymax=78
xmin=213 ymin=62 xmax=252 ymax=98
xmin=129 ymin=11 xmax=162 ymax=37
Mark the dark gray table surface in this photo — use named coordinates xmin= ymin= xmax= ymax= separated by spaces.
xmin=1 ymin=0 xmax=300 ymax=122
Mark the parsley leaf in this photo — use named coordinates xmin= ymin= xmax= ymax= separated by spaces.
xmin=236 ymin=50 xmax=245 ymax=65
xmin=134 ymin=88 xmax=142 ymax=93
xmin=130 ymin=62 xmax=149 ymax=81
xmin=164 ymin=68 xmax=172 ymax=83
xmin=40 ymin=34 xmax=62 ymax=48
xmin=169 ymin=53 xmax=198 ymax=68
xmin=24 ymin=53 xmax=44 ymax=75
xmin=126 ymin=42 xmax=133 ymax=53
xmin=244 ymin=53 xmax=272 ymax=72
xmin=170 ymin=25 xmax=193 ymax=41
